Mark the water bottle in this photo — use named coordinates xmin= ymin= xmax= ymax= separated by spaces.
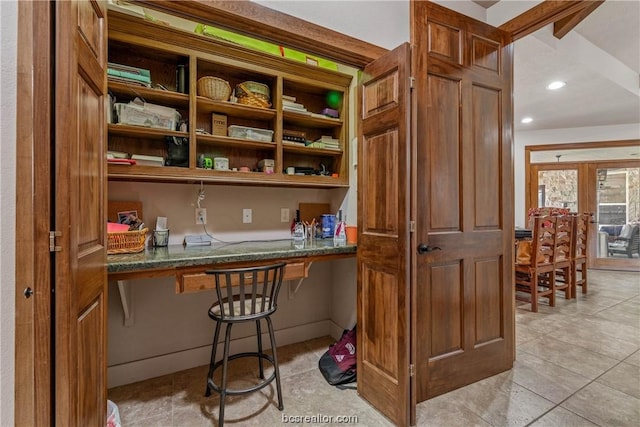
xmin=292 ymin=210 xmax=305 ymax=241
xmin=334 ymin=210 xmax=346 ymax=246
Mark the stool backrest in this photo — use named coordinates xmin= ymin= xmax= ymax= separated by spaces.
xmin=207 ymin=262 xmax=286 ymax=319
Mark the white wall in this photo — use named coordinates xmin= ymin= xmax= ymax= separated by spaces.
xmin=0 ymin=1 xmax=17 ymax=425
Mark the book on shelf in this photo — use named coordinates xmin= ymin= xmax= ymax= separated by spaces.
xmin=107 ymin=76 xmax=151 ymax=87
xmin=282 ymin=94 xmax=297 ymax=102
xmin=284 ymin=106 xmax=311 ymax=115
xmin=107 ymin=150 xmax=130 ymax=159
xmin=130 ymin=154 xmax=164 ymax=167
xmin=108 ymin=62 xmax=151 ymax=87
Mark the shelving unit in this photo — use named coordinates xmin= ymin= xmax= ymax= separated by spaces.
xmin=107 ymin=11 xmax=352 ymax=188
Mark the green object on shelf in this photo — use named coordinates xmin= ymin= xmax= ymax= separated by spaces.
xmin=194 ymin=24 xmax=338 ymax=71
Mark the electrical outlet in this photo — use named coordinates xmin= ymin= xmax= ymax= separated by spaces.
xmin=280 ymin=208 xmax=289 ymax=223
xmin=242 ymin=208 xmax=252 ymax=224
xmin=195 ymin=208 xmax=207 ymax=225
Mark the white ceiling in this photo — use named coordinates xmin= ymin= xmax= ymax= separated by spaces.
xmin=510 ymin=0 xmax=640 ymax=133
xmin=255 ymin=1 xmax=639 ymax=139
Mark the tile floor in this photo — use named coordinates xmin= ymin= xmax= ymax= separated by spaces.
xmin=108 ymin=270 xmax=639 ymax=426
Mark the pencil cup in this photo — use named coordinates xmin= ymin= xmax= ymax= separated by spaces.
xmin=153 ymin=229 xmax=170 ymax=247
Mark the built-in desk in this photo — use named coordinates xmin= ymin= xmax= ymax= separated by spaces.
xmin=108 ymin=239 xmax=357 ymax=325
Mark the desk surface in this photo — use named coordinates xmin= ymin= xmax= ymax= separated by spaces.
xmin=108 ymin=239 xmax=357 ymax=275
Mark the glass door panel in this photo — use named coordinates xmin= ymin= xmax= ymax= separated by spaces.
xmin=594 ymin=166 xmax=640 ymax=268
xmin=537 ymin=169 xmax=578 ymax=211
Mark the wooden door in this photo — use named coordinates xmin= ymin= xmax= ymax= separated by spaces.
xmin=357 ymin=43 xmax=413 ymax=427
xmin=54 ymin=1 xmax=108 ymax=425
xmin=412 ymin=2 xmax=514 ymax=400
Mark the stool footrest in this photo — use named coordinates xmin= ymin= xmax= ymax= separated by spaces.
xmin=207 ymin=352 xmax=277 ymax=396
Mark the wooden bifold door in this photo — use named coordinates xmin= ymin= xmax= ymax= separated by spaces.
xmin=358 ymin=2 xmax=514 ymax=426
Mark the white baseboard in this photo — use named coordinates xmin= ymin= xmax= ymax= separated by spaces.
xmin=108 ymin=320 xmax=333 ymax=388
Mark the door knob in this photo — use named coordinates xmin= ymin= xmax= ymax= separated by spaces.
xmin=417 ymin=244 xmax=441 ymax=254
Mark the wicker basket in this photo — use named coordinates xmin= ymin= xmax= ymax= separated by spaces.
xmin=107 ymin=228 xmax=148 ymax=254
xmin=236 ymin=81 xmax=270 ymax=98
xmin=236 ymin=81 xmax=271 ymax=108
xmin=197 ymin=77 xmax=231 ymax=101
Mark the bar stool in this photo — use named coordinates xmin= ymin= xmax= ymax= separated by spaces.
xmin=204 ymin=263 xmax=286 ymax=426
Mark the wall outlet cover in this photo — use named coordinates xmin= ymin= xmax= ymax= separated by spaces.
xmin=280 ymin=208 xmax=289 ymax=223
xmin=243 ymin=208 xmax=252 ymax=224
xmin=195 ymin=208 xmax=207 ymax=225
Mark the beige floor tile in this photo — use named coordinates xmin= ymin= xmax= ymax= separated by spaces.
xmin=280 ymin=369 xmax=393 ymax=426
xmin=449 ymin=371 xmax=556 ymax=426
xmin=518 ymin=336 xmax=620 ymax=379
xmin=529 ymin=406 xmax=598 ymax=427
xmin=415 ymin=393 xmax=492 ymax=426
xmin=511 ymin=352 xmax=591 ymax=403
xmin=546 ymin=322 xmax=639 ymax=360
xmin=596 ymin=361 xmax=640 ymax=399
xmin=562 ymin=381 xmax=640 ymax=426
xmin=625 ymin=350 xmax=640 ymax=367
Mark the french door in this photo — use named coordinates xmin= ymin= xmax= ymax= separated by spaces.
xmin=589 ymin=161 xmax=640 ymax=271
xmin=528 ymin=161 xmax=640 ymax=271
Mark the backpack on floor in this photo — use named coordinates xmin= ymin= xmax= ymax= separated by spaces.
xmin=318 ymin=325 xmax=357 ymax=387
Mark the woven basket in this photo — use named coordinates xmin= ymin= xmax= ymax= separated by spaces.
xmin=197 ymin=77 xmax=231 ymax=101
xmin=237 ymin=94 xmax=271 ymax=108
xmin=107 ymin=228 xmax=148 ymax=254
xmin=236 ymin=81 xmax=271 ymax=108
xmin=236 ymin=81 xmax=270 ymax=98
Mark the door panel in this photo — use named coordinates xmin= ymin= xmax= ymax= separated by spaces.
xmin=591 ymin=162 xmax=640 ymax=271
xmin=427 ymin=74 xmax=461 ymax=231
xmin=413 ymin=1 xmax=514 ymax=401
xmin=358 ymin=43 xmax=412 ymax=427
xmin=55 ymin=0 xmax=107 ymax=424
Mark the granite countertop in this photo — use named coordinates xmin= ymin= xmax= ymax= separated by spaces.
xmin=107 ymin=239 xmax=357 ymax=273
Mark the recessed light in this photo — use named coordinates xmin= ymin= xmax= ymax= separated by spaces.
xmin=546 ymin=81 xmax=566 ymax=90
xmin=521 ymin=117 xmax=533 ymax=124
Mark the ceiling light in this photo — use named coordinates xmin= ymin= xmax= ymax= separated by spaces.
xmin=521 ymin=117 xmax=533 ymax=124
xmin=546 ymin=81 xmax=566 ymax=90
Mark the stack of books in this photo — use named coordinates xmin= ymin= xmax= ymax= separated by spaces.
xmin=282 ymin=95 xmax=310 ymax=114
xmin=283 ymin=129 xmax=307 ymax=145
xmin=107 ymin=62 xmax=151 ymax=87
xmin=130 ymin=154 xmax=164 ymax=167
xmin=308 ymin=136 xmax=340 ymax=150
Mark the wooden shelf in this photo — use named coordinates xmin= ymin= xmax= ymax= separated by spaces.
xmin=196 ymin=134 xmax=277 ymax=150
xmin=283 ymin=111 xmax=343 ymax=128
xmin=196 ymin=96 xmax=277 ymax=120
xmin=283 ymin=143 xmax=343 ymax=156
xmin=108 ymin=81 xmax=190 ymax=108
xmin=108 ymin=123 xmax=188 ymax=139
xmin=107 ymin=164 xmax=348 ymax=188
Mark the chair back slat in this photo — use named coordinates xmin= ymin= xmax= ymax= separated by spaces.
xmin=207 ymin=263 xmax=286 ymax=320
xmin=554 ymin=215 xmax=574 ymax=263
xmin=531 ymin=215 xmax=557 ymax=267
xmin=573 ymin=212 xmax=590 ymax=259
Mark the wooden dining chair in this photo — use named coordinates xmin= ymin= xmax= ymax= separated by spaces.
xmin=515 ymin=215 xmax=557 ymax=312
xmin=571 ymin=212 xmax=591 ymax=296
xmin=553 ymin=215 xmax=574 ymax=300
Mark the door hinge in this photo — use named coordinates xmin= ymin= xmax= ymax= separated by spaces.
xmin=409 ymin=364 xmax=415 ymax=377
xmin=49 ymin=231 xmax=62 ymax=252
xmin=409 ymin=76 xmax=415 ymax=89
xmin=410 ymin=221 xmax=416 ymax=233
